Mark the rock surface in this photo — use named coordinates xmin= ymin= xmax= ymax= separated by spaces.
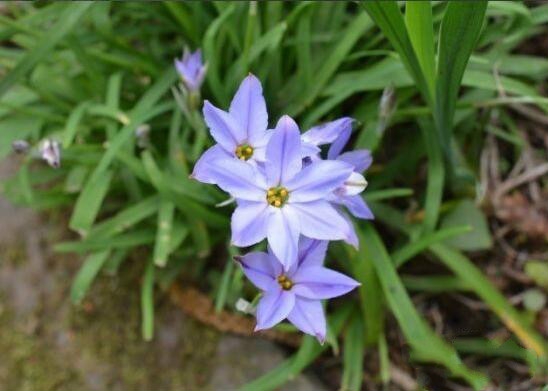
xmin=0 ymin=157 xmax=327 ymax=391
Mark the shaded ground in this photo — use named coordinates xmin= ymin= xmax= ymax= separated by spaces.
xmin=0 ymin=157 xmax=326 ymax=391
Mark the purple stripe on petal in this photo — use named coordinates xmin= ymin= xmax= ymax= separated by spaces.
xmin=337 ymin=150 xmax=372 ymax=173
xmin=255 ymin=289 xmax=295 ymax=330
xmin=286 ymin=160 xmax=353 ymax=202
xmin=203 ymin=101 xmax=245 ymax=152
xmin=229 ymin=74 xmax=268 ymax=144
xmin=231 ymin=201 xmax=270 ymax=247
xmin=327 ymin=126 xmax=352 ymax=160
xmin=236 ymin=252 xmax=280 ymax=291
xmin=287 ymin=297 xmax=326 ymax=343
xmin=207 ymin=159 xmax=266 ymax=201
xmin=291 ymin=266 xmax=360 ymax=300
xmin=191 ymin=144 xmax=231 ymax=184
xmin=267 ymin=206 xmax=300 ymax=271
xmin=298 ymin=237 xmax=327 ymax=268
xmin=290 ymin=200 xmax=351 ymax=241
xmin=265 ymin=115 xmax=302 ymax=186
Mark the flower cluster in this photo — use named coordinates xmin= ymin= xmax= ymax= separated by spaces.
xmin=190 ymin=71 xmax=372 ymax=342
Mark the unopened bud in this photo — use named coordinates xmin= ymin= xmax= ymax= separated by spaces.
xmin=12 ymin=140 xmax=30 ymax=154
xmin=379 ymin=85 xmax=396 ymax=121
xmin=135 ymin=124 xmax=151 ymax=148
xmin=40 ymin=139 xmax=61 ymax=168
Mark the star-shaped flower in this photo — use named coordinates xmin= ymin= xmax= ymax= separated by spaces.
xmin=191 ymin=74 xmax=272 ymax=183
xmin=302 ymin=117 xmax=374 ymax=221
xmin=236 ymin=238 xmax=360 ymax=343
xmin=206 ymin=115 xmax=356 ymax=269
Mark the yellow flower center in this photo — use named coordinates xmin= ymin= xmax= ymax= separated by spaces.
xmin=266 ymin=187 xmax=289 ymax=207
xmin=235 ymin=144 xmax=254 ymax=160
xmin=277 ymin=275 xmax=293 ymax=290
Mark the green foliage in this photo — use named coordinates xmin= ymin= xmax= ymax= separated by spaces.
xmin=1 ymin=2 xmax=547 ymax=389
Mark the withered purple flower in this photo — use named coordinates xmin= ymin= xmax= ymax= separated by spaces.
xmin=40 ymin=139 xmax=61 ymax=168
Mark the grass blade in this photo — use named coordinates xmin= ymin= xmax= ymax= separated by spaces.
xmin=434 ymin=1 xmax=487 ymax=158
xmin=0 ymin=2 xmax=93 ymax=97
xmin=153 ymin=199 xmax=175 ymax=267
xmin=360 ymin=225 xmax=488 ymax=390
xmin=341 ymin=314 xmax=365 ymax=391
xmin=361 ymin=1 xmax=431 ymax=104
xmin=69 ymin=170 xmax=113 ymax=236
xmin=430 ymin=243 xmax=548 ymax=360
xmin=70 ymin=250 xmax=110 ymax=304
xmin=141 ymin=259 xmax=155 ymax=341
xmin=405 ymin=1 xmax=436 ymax=97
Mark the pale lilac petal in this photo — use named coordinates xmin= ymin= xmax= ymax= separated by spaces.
xmin=207 ymin=159 xmax=266 ymax=201
xmin=191 ymin=144 xmax=231 ymax=184
xmin=298 ymin=238 xmax=328 ymax=268
xmin=327 ymin=126 xmax=351 ymax=160
xmin=231 ymin=201 xmax=271 ymax=246
xmin=292 ymin=266 xmax=360 ymax=299
xmin=301 ymin=117 xmax=354 ymax=147
xmin=287 ymin=298 xmax=326 ymax=343
xmin=340 ymin=210 xmax=359 ymax=248
xmin=337 ymin=150 xmax=372 ymax=173
xmin=267 ymin=206 xmax=300 ymax=271
xmin=255 ymin=289 xmax=295 ymax=330
xmin=265 ymin=115 xmax=302 ymax=186
xmin=291 ymin=200 xmax=352 ymax=241
xmin=236 ymin=251 xmax=280 ymax=291
xmin=229 ymin=74 xmax=268 ymax=143
xmin=341 ymin=195 xmax=374 ymax=220
xmin=203 ymin=101 xmax=245 ymax=152
xmin=301 ymin=141 xmax=321 ymax=159
xmin=251 ymin=130 xmax=273 ymax=162
xmin=286 ymin=161 xmax=353 ymax=202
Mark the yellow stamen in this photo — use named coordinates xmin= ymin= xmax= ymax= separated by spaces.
xmin=266 ymin=186 xmax=289 ymax=207
xmin=235 ymin=143 xmax=254 ymax=160
xmin=277 ymin=275 xmax=293 ymax=290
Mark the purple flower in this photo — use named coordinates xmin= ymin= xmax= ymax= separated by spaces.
xmin=302 ymin=117 xmax=374 ymax=222
xmin=301 ymin=117 xmax=354 ymax=157
xmin=236 ymin=238 xmax=360 ymax=342
xmin=174 ymin=48 xmax=207 ymax=92
xmin=191 ymin=74 xmax=272 ymax=183
xmin=206 ymin=115 xmax=356 ymax=269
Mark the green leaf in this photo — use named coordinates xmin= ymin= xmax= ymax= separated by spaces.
xmin=70 ymin=250 xmax=110 ymax=304
xmin=153 ymin=199 xmax=175 ymax=267
xmin=440 ymin=199 xmax=492 ymax=251
xmin=434 ymin=1 xmax=487 ymax=157
xmin=62 ymin=101 xmax=90 ymax=148
xmin=69 ymin=170 xmax=113 ymax=236
xmin=405 ymin=1 xmax=436 ymax=97
xmin=392 ymin=225 xmax=472 ymax=268
xmin=525 ymin=261 xmax=548 ymax=290
xmin=361 ymin=1 xmax=431 ymax=104
xmin=360 ymin=225 xmax=488 ymax=390
xmin=341 ymin=314 xmax=365 ymax=391
xmin=141 ymin=259 xmax=155 ymax=341
xmin=0 ymin=2 xmax=93 ymax=97
xmin=288 ymin=12 xmax=373 ymax=116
